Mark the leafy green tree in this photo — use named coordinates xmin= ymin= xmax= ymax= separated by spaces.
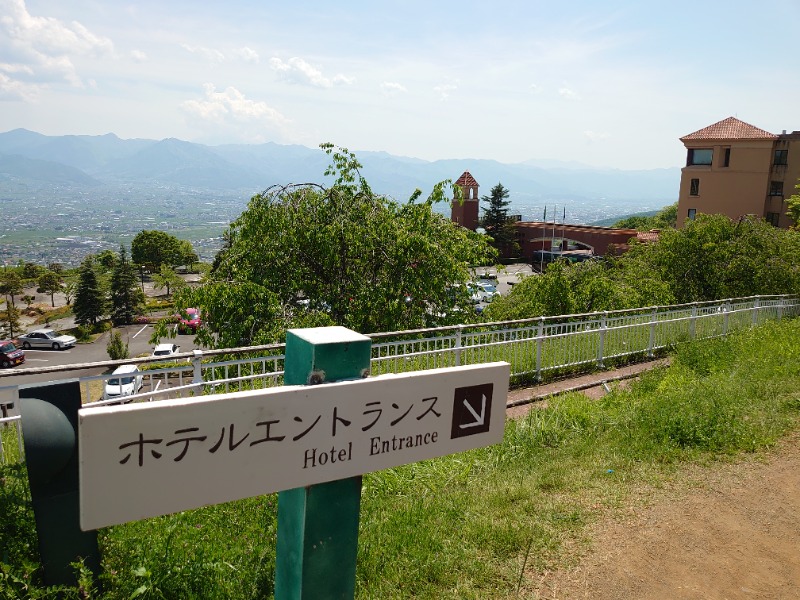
xmin=787 ymin=180 xmax=800 ymax=228
xmin=37 ymin=270 xmax=64 ymax=307
xmin=110 ymin=246 xmax=143 ymax=326
xmin=178 ymin=144 xmax=494 ymax=348
xmin=152 ymin=264 xmax=186 ymax=298
xmin=131 ymin=230 xmax=194 ymax=273
xmin=106 ymin=330 xmax=130 ymax=360
xmin=73 ymin=257 xmax=106 ymax=327
xmin=179 ymin=240 xmax=199 ymax=270
xmin=613 ymin=202 xmax=678 ymax=230
xmin=21 ymin=262 xmax=43 ymax=279
xmin=95 ymin=249 xmax=118 ymax=271
xmin=47 ymin=262 xmax=64 ymax=274
xmin=626 ymin=213 xmax=800 ymax=303
xmin=63 ymin=279 xmax=76 ymax=305
xmin=20 ymin=295 xmax=35 ymax=309
xmin=0 ymin=271 xmax=23 ymax=308
xmin=480 ymin=183 xmax=520 ymax=257
xmin=0 ymin=304 xmax=21 ymax=339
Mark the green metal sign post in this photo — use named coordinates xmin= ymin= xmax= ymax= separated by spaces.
xmin=19 ymin=380 xmax=100 ymax=587
xmin=274 ymin=326 xmax=372 ymax=600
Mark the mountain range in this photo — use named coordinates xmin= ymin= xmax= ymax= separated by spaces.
xmin=0 ymin=129 xmax=679 ymax=215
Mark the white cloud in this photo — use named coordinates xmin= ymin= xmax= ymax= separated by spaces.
xmin=269 ymin=56 xmax=352 ymax=88
xmin=529 ymin=83 xmax=542 ymax=94
xmin=232 ymin=47 xmax=259 ymax=63
xmin=433 ymin=83 xmax=457 ymax=100
xmin=0 ymin=70 xmax=39 ymax=101
xmin=131 ymin=50 xmax=147 ymax=62
xmin=181 ymin=83 xmax=289 ymax=125
xmin=180 ymin=44 xmax=225 ymax=64
xmin=558 ymin=86 xmax=580 ymax=100
xmin=0 ymin=0 xmax=113 ymax=90
xmin=584 ymin=130 xmax=610 ymax=142
xmin=381 ymin=81 xmax=407 ymax=95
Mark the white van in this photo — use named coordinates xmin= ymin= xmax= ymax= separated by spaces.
xmin=104 ymin=364 xmax=143 ymax=402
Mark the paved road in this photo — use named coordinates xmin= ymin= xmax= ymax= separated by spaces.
xmin=1 ymin=324 xmax=199 ymax=386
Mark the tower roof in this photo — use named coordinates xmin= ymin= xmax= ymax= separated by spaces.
xmin=455 ymin=171 xmax=479 ymax=187
xmin=680 ymin=117 xmax=777 ymax=142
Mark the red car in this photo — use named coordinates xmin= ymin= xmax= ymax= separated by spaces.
xmin=177 ymin=308 xmax=202 ymax=333
xmin=0 ymin=340 xmax=25 ymax=368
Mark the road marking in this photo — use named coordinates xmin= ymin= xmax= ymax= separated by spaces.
xmin=24 ymin=358 xmax=49 ymax=362
xmin=133 ymin=325 xmax=148 ymax=339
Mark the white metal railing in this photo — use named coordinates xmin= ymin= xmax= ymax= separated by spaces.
xmin=1 ymin=294 xmax=798 ymax=465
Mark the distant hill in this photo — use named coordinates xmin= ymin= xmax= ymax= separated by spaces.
xmin=590 ymin=209 xmax=661 ymax=227
xmin=0 ymin=153 xmax=100 ymax=186
xmin=0 ymin=128 xmax=680 ymax=215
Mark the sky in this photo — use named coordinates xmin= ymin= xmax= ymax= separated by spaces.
xmin=1 ymin=0 xmax=799 ymax=170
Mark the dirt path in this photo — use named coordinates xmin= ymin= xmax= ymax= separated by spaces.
xmin=527 ymin=429 xmax=800 ymax=599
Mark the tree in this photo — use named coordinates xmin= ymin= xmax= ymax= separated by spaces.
xmin=613 ymin=203 xmax=678 ymax=230
xmin=106 ymin=330 xmax=130 ymax=360
xmin=0 ymin=271 xmax=23 ymax=308
xmin=37 ymin=270 xmax=64 ymax=307
xmin=20 ymin=295 xmax=35 ymax=309
xmin=110 ymin=246 xmax=143 ymax=326
xmin=73 ymin=257 xmax=106 ymax=327
xmin=131 ymin=230 xmax=193 ymax=273
xmin=0 ymin=304 xmax=21 ymax=339
xmin=625 ymin=213 xmax=800 ymax=303
xmin=787 ymin=180 xmax=800 ymax=228
xmin=152 ymin=264 xmax=186 ymax=298
xmin=179 ymin=144 xmax=495 ymax=348
xmin=21 ymin=262 xmax=42 ymax=279
xmin=63 ymin=279 xmax=76 ymax=305
xmin=480 ymin=183 xmax=520 ymax=257
xmin=95 ymin=249 xmax=118 ymax=270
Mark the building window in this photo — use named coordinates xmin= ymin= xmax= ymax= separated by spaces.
xmin=774 ymin=149 xmax=788 ymax=166
xmin=690 ymin=178 xmax=700 ymax=196
xmin=769 ymin=181 xmax=784 ymax=196
xmin=687 ymin=148 xmax=713 ymax=166
xmin=723 ymin=147 xmax=731 ymax=167
xmin=687 ymin=208 xmax=697 ymax=220
xmin=766 ymin=212 xmax=780 ymax=226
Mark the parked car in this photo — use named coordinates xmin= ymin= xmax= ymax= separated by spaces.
xmin=176 ymin=308 xmax=201 ymax=333
xmin=104 ymin=365 xmax=143 ymax=402
xmin=18 ymin=328 xmax=77 ymax=350
xmin=152 ymin=343 xmax=180 ymax=358
xmin=477 ymin=282 xmax=498 ymax=302
xmin=0 ymin=340 xmax=25 ymax=368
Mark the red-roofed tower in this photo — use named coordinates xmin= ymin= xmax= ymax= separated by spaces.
xmin=451 ymin=171 xmax=480 ymax=230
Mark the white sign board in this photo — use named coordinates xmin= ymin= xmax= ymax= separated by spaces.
xmin=79 ymin=362 xmax=509 ymax=530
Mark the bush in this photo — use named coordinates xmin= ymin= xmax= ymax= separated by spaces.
xmin=106 ymin=330 xmax=129 ymax=360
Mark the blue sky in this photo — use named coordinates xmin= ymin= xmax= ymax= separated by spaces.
xmin=2 ymin=0 xmax=799 ymax=169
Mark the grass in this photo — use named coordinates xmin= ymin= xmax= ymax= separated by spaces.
xmin=1 ymin=319 xmax=799 ymax=598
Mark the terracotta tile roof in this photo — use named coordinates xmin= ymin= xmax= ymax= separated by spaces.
xmin=455 ymin=171 xmax=479 ymax=187
xmin=680 ymin=117 xmax=777 ymax=141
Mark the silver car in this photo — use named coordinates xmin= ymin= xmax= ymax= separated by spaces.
xmin=18 ymin=328 xmax=77 ymax=350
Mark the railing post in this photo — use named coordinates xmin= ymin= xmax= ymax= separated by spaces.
xmin=778 ymin=297 xmax=784 ymax=321
xmin=535 ymin=317 xmax=544 ymax=381
xmin=723 ymin=302 xmax=729 ymax=335
xmin=690 ymin=303 xmax=698 ymax=339
xmin=752 ymin=297 xmax=760 ymax=326
xmin=191 ymin=350 xmax=203 ymax=385
xmin=647 ymin=306 xmax=658 ymax=358
xmin=596 ymin=311 xmax=607 ymax=369
xmin=454 ymin=325 xmax=463 ymax=367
